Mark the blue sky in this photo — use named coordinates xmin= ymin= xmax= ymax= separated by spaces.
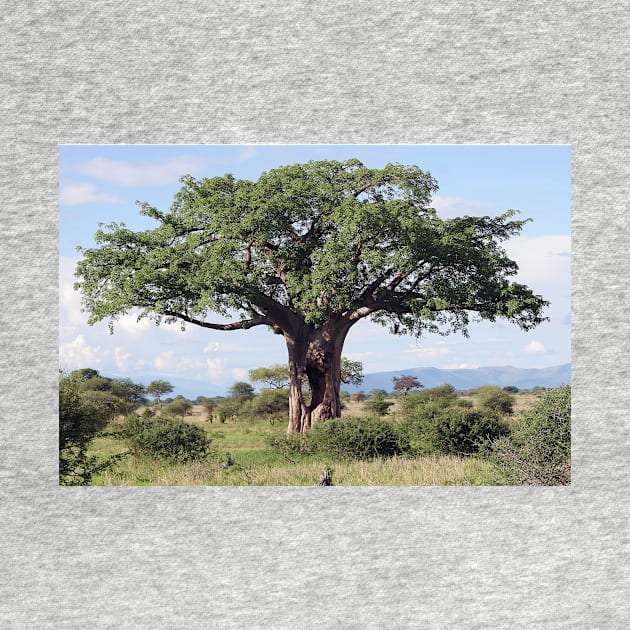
xmin=59 ymin=145 xmax=571 ymax=393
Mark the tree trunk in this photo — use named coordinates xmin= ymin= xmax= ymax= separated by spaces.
xmin=285 ymin=326 xmax=311 ymax=434
xmin=285 ymin=320 xmax=349 ymax=434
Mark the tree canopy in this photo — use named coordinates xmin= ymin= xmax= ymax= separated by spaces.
xmin=75 ymin=158 xmax=548 ymax=432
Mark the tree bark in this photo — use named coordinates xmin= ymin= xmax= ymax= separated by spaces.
xmin=285 ymin=319 xmax=351 ymax=433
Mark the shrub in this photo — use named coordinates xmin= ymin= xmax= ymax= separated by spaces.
xmin=486 ymin=385 xmax=570 ymax=485
xmin=400 ymin=384 xmax=465 ymax=416
xmin=267 ymin=433 xmax=315 ymax=461
xmin=476 ymin=385 xmax=515 ymax=416
xmin=399 ymin=399 xmax=509 ymax=457
xmin=216 ymin=396 xmax=248 ymax=423
xmin=363 ymin=392 xmax=393 ymax=417
xmin=423 ymin=409 xmax=508 ymax=455
xmin=163 ymin=397 xmax=193 ymax=418
xmin=250 ymin=388 xmax=289 ymax=422
xmin=59 ymin=372 xmax=121 ymax=485
xmin=308 ymin=416 xmax=403 ymax=460
xmin=122 ymin=414 xmax=211 ymax=463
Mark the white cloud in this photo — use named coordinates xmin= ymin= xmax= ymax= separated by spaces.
xmin=405 ymin=346 xmax=452 ymax=360
xmin=59 ymin=335 xmax=102 ymax=370
xmin=160 ymin=320 xmax=190 ymax=335
xmin=59 ymin=257 xmax=85 ymax=327
xmin=114 ymin=347 xmax=132 ymax=370
xmin=153 ymin=351 xmax=174 ymax=370
xmin=59 ymin=182 xmax=126 ymax=206
xmin=74 ymin=155 xmax=210 ymax=187
xmin=504 ymin=235 xmax=571 ymax=288
xmin=525 ymin=341 xmax=546 ymax=354
xmin=116 ymin=311 xmax=153 ymax=336
xmin=203 ymin=342 xmax=221 ymax=353
xmin=432 ymin=196 xmax=495 ymax=218
xmin=232 ymin=368 xmax=248 ymax=380
xmin=207 ymin=358 xmax=224 ymax=379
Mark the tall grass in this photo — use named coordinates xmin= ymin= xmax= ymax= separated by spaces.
xmin=95 ymin=452 xmax=502 ymax=486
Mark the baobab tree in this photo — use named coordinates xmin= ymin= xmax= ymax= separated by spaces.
xmin=75 ymin=158 xmax=548 ymax=433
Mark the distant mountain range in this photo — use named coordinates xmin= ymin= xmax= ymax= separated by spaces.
xmin=343 ymin=363 xmax=571 ymax=394
xmin=119 ymin=363 xmax=570 ymax=400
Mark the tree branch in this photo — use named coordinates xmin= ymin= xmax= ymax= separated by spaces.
xmin=162 ymin=310 xmax=272 ymax=331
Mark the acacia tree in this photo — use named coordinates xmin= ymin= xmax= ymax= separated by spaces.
xmin=392 ymin=375 xmax=423 ymax=396
xmin=249 ymin=357 xmax=362 ymax=390
xmin=75 ymin=159 xmax=547 ymax=433
xmin=147 ymin=379 xmax=173 ymax=409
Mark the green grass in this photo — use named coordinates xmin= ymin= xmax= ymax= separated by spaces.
xmin=87 ymin=397 xmax=540 ymax=486
xmin=89 ymin=420 xmax=506 ymax=487
xmin=94 ymin=451 xmax=503 ymax=486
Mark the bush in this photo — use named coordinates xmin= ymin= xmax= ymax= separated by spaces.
xmin=59 ymin=372 xmax=121 ymax=485
xmin=486 ymin=385 xmax=570 ymax=485
xmin=416 ymin=409 xmax=508 ymax=456
xmin=476 ymin=385 xmax=515 ymax=416
xmin=308 ymin=416 xmax=403 ymax=460
xmin=398 ymin=390 xmax=509 ymax=456
xmin=163 ymin=397 xmax=193 ymax=417
xmin=363 ymin=392 xmax=393 ymax=417
xmin=122 ymin=414 xmax=211 ymax=463
xmin=249 ymin=388 xmax=289 ymax=422
xmin=267 ymin=433 xmax=315 ymax=461
xmin=400 ymin=384 xmax=470 ymax=417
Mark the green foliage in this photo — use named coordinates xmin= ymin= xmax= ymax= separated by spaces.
xmin=363 ymin=392 xmax=393 ymax=417
xmin=308 ymin=416 xmax=403 ymax=460
xmin=399 ymin=384 xmax=460 ymax=415
xmin=163 ymin=397 xmax=193 ymax=417
xmin=216 ymin=396 xmax=246 ymax=423
xmin=147 ymin=379 xmax=174 ymax=406
xmin=75 ymin=158 xmax=547 ymax=341
xmin=503 ymin=385 xmax=519 ymax=393
xmin=121 ymin=414 xmax=211 ymax=463
xmin=392 ymin=375 xmax=423 ymax=395
xmin=340 ymin=357 xmax=363 ymax=386
xmin=267 ymin=433 xmax=315 ymax=462
xmin=476 ymin=385 xmax=515 ymax=416
xmin=59 ymin=372 xmax=122 ymax=485
xmin=402 ymin=407 xmax=509 ymax=456
xmin=229 ymin=381 xmax=255 ymax=399
xmin=486 ymin=385 xmax=570 ymax=485
xmin=75 ymin=371 xmax=147 ymax=416
xmin=398 ymin=385 xmax=508 ymax=456
xmin=249 ymin=388 xmax=289 ymax=422
xmin=248 ymin=364 xmax=289 ymax=389
xmin=200 ymin=397 xmax=218 ymax=422
xmin=351 ymin=391 xmax=367 ymax=402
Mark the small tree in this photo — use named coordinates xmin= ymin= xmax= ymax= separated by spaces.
xmin=350 ymin=391 xmax=367 ymax=403
xmin=392 ymin=375 xmax=423 ymax=396
xmin=122 ymin=414 xmax=211 ymax=463
xmin=487 ymin=385 xmax=570 ymax=485
xmin=163 ymin=397 xmax=193 ymax=418
xmin=229 ymin=381 xmax=255 ymax=399
xmin=340 ymin=358 xmax=364 ymax=386
xmin=147 ymin=379 xmax=174 ymax=409
xmin=476 ymin=385 xmax=515 ymax=416
xmin=364 ymin=392 xmax=393 ymax=417
xmin=59 ymin=371 xmax=120 ymax=485
xmin=250 ymin=388 xmax=290 ymax=423
xmin=201 ymin=398 xmax=218 ymax=423
xmin=249 ymin=364 xmax=289 ymax=389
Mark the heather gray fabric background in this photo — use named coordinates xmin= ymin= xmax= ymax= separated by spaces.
xmin=1 ymin=2 xmax=628 ymax=628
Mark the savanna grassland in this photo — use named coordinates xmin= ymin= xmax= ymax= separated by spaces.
xmin=78 ymin=388 xmax=566 ymax=487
